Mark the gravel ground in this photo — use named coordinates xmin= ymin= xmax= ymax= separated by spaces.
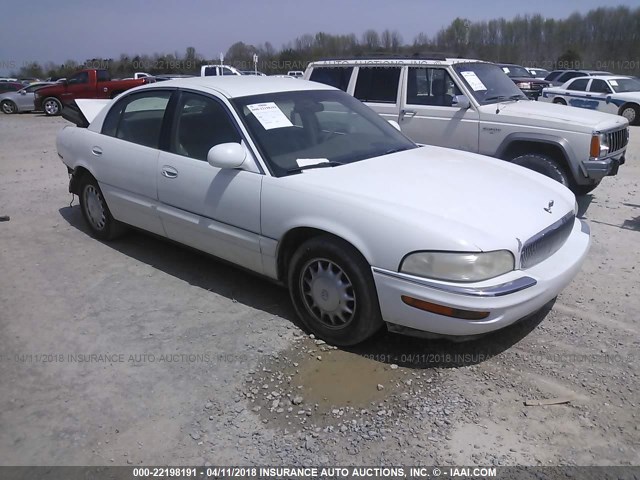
xmin=0 ymin=113 xmax=638 ymax=467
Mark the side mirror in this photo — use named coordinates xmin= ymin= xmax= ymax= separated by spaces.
xmin=19 ymin=90 xmax=27 ymax=95
xmin=207 ymin=143 xmax=246 ymax=169
xmin=387 ymin=120 xmax=402 ymax=131
xmin=452 ymin=95 xmax=471 ymax=109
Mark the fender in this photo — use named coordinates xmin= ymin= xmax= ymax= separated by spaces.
xmin=494 ymin=132 xmax=584 ymax=179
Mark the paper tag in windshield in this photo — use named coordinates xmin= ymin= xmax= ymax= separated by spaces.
xmin=609 ymin=80 xmax=618 ymax=86
xmin=296 ymin=158 xmax=329 ymax=170
xmin=502 ymin=67 xmax=510 ymax=74
xmin=460 ymin=71 xmax=487 ymax=91
xmin=247 ymin=102 xmax=293 ymax=130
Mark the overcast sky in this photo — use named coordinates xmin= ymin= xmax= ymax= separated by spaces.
xmin=1 ymin=0 xmax=638 ymax=75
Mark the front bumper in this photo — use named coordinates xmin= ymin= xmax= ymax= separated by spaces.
xmin=372 ymin=219 xmax=590 ymax=337
xmin=583 ymin=153 xmax=625 ymax=180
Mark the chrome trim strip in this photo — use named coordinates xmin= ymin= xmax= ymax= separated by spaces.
xmin=372 ymin=267 xmax=537 ymax=297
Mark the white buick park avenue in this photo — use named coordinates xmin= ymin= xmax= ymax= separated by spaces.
xmin=56 ymin=77 xmax=590 ymax=345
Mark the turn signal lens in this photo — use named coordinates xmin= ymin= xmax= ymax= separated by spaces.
xmin=401 ymin=295 xmax=490 ymax=321
xmin=590 ymin=135 xmax=600 ymax=158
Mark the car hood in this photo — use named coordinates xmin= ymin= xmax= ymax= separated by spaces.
xmin=478 ymin=100 xmax=628 ymax=131
xmin=278 ymin=147 xmax=575 ymax=252
xmin=510 ymin=77 xmax=550 ymax=85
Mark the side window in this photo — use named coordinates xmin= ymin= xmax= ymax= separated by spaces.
xmin=67 ymin=72 xmax=89 ymax=85
xmin=545 ymin=71 xmax=561 ymax=81
xmin=309 ymin=67 xmax=353 ymax=92
xmin=567 ymin=79 xmax=589 ymax=91
xmin=353 ymin=67 xmax=400 ymax=103
xmin=589 ymin=79 xmax=611 ymax=94
xmin=172 ymin=92 xmax=241 ymax=161
xmin=96 ymin=70 xmax=110 ymax=82
xmin=407 ymin=68 xmax=461 ymax=107
xmin=222 ymin=68 xmax=236 ymax=76
xmin=102 ymin=91 xmax=172 ymax=148
xmin=203 ymin=66 xmax=218 ymax=76
xmin=559 ymin=72 xmax=583 ymax=84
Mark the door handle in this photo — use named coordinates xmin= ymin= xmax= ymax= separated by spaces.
xmin=400 ymin=109 xmax=417 ymax=118
xmin=161 ymin=166 xmax=178 ymax=179
xmin=91 ymin=146 xmax=102 ymax=156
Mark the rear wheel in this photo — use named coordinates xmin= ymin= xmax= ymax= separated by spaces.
xmin=553 ymin=98 xmax=567 ymax=105
xmin=511 ymin=154 xmax=570 ymax=187
xmin=571 ymin=182 xmax=601 ymax=196
xmin=43 ymin=97 xmax=62 ymax=116
xmin=619 ymin=103 xmax=639 ymax=125
xmin=1 ymin=100 xmax=17 ymax=114
xmin=79 ymin=175 xmax=126 ymax=240
xmin=288 ymin=236 xmax=383 ymax=346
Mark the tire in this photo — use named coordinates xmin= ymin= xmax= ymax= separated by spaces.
xmin=43 ymin=97 xmax=62 ymax=116
xmin=288 ymin=235 xmax=383 ymax=346
xmin=1 ymin=100 xmax=17 ymax=114
xmin=571 ymin=182 xmax=600 ymax=196
xmin=79 ymin=175 xmax=126 ymax=240
xmin=619 ymin=103 xmax=639 ymax=126
xmin=510 ymin=154 xmax=570 ymax=186
xmin=553 ymin=98 xmax=567 ymax=105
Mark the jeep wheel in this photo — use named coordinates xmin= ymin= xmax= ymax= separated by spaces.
xmin=619 ymin=104 xmax=639 ymax=125
xmin=511 ymin=154 xmax=569 ymax=186
xmin=553 ymin=98 xmax=567 ymax=105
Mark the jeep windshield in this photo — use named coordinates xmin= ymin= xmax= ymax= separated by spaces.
xmin=454 ymin=63 xmax=528 ymax=105
xmin=232 ymin=90 xmax=416 ymax=177
xmin=500 ymin=65 xmax=533 ymax=78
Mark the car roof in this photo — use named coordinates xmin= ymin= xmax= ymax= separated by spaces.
xmin=566 ymin=75 xmax=631 ymax=82
xmin=136 ymin=76 xmax=335 ymax=98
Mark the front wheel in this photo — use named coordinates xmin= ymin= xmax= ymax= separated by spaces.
xmin=511 ymin=154 xmax=570 ymax=186
xmin=553 ymin=98 xmax=567 ymax=105
xmin=1 ymin=100 xmax=17 ymax=114
xmin=619 ymin=104 xmax=639 ymax=125
xmin=43 ymin=97 xmax=62 ymax=116
xmin=79 ymin=176 xmax=126 ymax=240
xmin=288 ymin=236 xmax=383 ymax=346
xmin=571 ymin=182 xmax=601 ymax=196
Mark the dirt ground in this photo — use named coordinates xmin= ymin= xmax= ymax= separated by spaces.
xmin=0 ymin=113 xmax=638 ymax=467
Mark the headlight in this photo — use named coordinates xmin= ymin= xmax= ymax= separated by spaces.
xmin=516 ymin=82 xmax=532 ymax=89
xmin=400 ymin=250 xmax=515 ymax=282
xmin=590 ymin=133 xmax=609 ymax=158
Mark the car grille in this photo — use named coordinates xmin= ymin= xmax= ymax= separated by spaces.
xmin=520 ymin=212 xmax=575 ymax=269
xmin=606 ymin=128 xmax=629 ymax=154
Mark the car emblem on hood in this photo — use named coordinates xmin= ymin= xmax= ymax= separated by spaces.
xmin=544 ymin=200 xmax=554 ymax=213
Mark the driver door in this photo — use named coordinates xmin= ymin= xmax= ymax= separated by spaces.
xmin=156 ymin=91 xmax=264 ymax=273
xmin=399 ymin=67 xmax=479 ymax=152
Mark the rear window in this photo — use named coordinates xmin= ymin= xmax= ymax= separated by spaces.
xmin=309 ymin=67 xmax=353 ymax=92
xmin=567 ymin=78 xmax=589 ymax=91
xmin=354 ymin=67 xmax=400 ymax=103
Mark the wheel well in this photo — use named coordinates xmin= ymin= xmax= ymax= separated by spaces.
xmin=501 ymin=140 xmax=570 ymax=173
xmin=276 ymin=227 xmax=363 ymax=285
xmin=69 ymin=166 xmax=93 ymax=195
xmin=619 ymin=102 xmax=638 ymax=113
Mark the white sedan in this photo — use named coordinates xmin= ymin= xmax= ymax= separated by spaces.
xmin=56 ymin=77 xmax=590 ymax=345
xmin=540 ymin=75 xmax=640 ymax=125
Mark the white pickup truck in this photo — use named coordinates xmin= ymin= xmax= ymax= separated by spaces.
xmin=304 ymin=57 xmax=630 ymax=195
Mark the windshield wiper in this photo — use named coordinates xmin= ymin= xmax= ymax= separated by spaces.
xmin=286 ymin=161 xmax=344 ymax=174
xmin=485 ymin=94 xmax=526 ymax=103
xmin=383 ymin=147 xmax=410 ymax=155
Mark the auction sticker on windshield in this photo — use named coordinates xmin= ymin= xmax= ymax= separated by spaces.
xmin=460 ymin=71 xmax=487 ymax=91
xmin=246 ymin=102 xmax=293 ymax=130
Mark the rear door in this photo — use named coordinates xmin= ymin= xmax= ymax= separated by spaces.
xmin=351 ymin=66 xmax=402 ymax=124
xmin=156 ymin=90 xmax=264 ymax=273
xmin=91 ymin=89 xmax=175 ymax=235
xmin=587 ymin=79 xmax=617 ymax=115
xmin=399 ymin=66 xmax=479 ymax=151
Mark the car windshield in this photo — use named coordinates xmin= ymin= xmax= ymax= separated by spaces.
xmin=232 ymin=90 xmax=416 ymax=177
xmin=454 ymin=63 xmax=527 ymax=105
xmin=501 ymin=65 xmax=533 ymax=78
xmin=609 ymin=78 xmax=640 ymax=93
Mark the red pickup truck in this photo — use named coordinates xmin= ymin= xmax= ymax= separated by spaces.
xmin=34 ymin=69 xmax=152 ymax=116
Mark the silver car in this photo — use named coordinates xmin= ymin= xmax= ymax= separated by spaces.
xmin=0 ymin=82 xmax=53 ymax=114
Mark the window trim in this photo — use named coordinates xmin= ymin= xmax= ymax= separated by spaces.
xmin=405 ymin=66 xmax=462 ymax=108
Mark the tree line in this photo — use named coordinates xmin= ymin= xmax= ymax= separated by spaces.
xmin=13 ymin=5 xmax=640 ymax=79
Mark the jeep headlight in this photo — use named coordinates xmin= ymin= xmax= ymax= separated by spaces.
xmin=590 ymin=133 xmax=609 ymax=158
xmin=400 ymin=250 xmax=515 ymax=282
xmin=516 ymin=82 xmax=532 ymax=89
